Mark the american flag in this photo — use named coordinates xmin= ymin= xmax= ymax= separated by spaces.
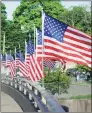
xmin=26 ymin=40 xmax=45 ymax=82
xmin=6 ymin=54 xmax=15 ymax=78
xmin=36 ymin=29 xmax=56 ymax=69
xmin=1 ymin=54 xmax=6 ymax=66
xmin=16 ymin=50 xmax=29 ymax=78
xmin=41 ymin=13 xmax=91 ymax=67
xmin=43 ymin=58 xmax=56 ymax=69
xmin=15 ymin=52 xmax=20 ymax=68
xmin=60 ymin=60 xmax=66 ymax=70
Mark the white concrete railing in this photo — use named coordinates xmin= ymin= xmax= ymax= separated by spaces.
xmin=1 ymin=74 xmax=65 ymax=112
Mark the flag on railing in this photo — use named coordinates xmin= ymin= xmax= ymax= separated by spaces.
xmin=16 ymin=50 xmax=29 ymax=78
xmin=36 ymin=29 xmax=56 ymax=69
xmin=26 ymin=40 xmax=45 ymax=82
xmin=6 ymin=54 xmax=15 ymax=78
xmin=42 ymin=12 xmax=91 ymax=67
xmin=15 ymin=51 xmax=20 ymax=68
xmin=1 ymin=54 xmax=6 ymax=66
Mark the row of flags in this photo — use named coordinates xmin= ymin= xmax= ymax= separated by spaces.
xmin=1 ymin=11 xmax=91 ymax=82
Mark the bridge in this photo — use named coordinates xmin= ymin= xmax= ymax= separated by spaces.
xmin=1 ymin=74 xmax=65 ymax=112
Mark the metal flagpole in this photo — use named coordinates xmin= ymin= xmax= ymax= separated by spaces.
xmin=5 ymin=52 xmax=7 ymax=76
xmin=41 ymin=9 xmax=45 ymax=87
xmin=10 ymin=50 xmax=11 ymax=55
xmin=33 ymin=24 xmax=37 ymax=81
xmin=0 ymin=54 xmax=2 ymax=65
xmin=19 ymin=44 xmax=20 ymax=50
xmin=5 ymin=52 xmax=9 ymax=76
xmin=24 ymin=40 xmax=26 ymax=71
xmin=5 ymin=52 xmax=7 ymax=68
xmin=15 ymin=48 xmax=16 ymax=76
xmin=35 ymin=28 xmax=38 ymax=59
xmin=3 ymin=32 xmax=5 ymax=54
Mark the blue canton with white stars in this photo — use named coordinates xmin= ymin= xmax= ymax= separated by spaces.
xmin=27 ymin=40 xmax=34 ymax=55
xmin=2 ymin=54 xmax=6 ymax=61
xmin=44 ymin=13 xmax=68 ymax=42
xmin=16 ymin=50 xmax=24 ymax=62
xmin=7 ymin=54 xmax=14 ymax=61
xmin=37 ymin=29 xmax=42 ymax=45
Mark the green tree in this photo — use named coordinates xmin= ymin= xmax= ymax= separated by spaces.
xmin=13 ymin=0 xmax=67 ymax=31
xmin=76 ymin=64 xmax=91 ymax=73
xmin=40 ymin=67 xmax=71 ymax=95
xmin=4 ymin=21 xmax=28 ymax=54
xmin=1 ymin=2 xmax=7 ymax=54
xmin=1 ymin=2 xmax=7 ymax=31
xmin=65 ymin=6 xmax=91 ymax=35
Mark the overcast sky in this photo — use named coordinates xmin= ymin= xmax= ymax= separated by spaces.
xmin=2 ymin=0 xmax=91 ymax=20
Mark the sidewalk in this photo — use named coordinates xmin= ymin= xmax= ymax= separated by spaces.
xmin=1 ymin=92 xmax=23 ymax=112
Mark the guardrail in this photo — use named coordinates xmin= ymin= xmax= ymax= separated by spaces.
xmin=1 ymin=74 xmax=65 ymax=112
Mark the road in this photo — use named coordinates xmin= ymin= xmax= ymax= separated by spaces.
xmin=1 ymin=92 xmax=23 ymax=112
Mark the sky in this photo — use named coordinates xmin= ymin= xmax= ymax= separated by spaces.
xmin=2 ymin=0 xmax=91 ymax=20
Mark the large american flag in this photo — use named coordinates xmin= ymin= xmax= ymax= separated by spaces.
xmin=40 ymin=13 xmax=91 ymax=67
xmin=6 ymin=54 xmax=15 ymax=78
xmin=16 ymin=50 xmax=29 ymax=78
xmin=26 ymin=40 xmax=45 ymax=82
xmin=36 ymin=29 xmax=56 ymax=69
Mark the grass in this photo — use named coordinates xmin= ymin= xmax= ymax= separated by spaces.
xmin=59 ymin=94 xmax=92 ymax=101
xmin=71 ymin=77 xmax=91 ymax=86
xmin=70 ymin=94 xmax=92 ymax=99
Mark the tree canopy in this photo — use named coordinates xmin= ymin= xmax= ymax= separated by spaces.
xmin=1 ymin=1 xmax=91 ymax=54
xmin=1 ymin=2 xmax=7 ymax=31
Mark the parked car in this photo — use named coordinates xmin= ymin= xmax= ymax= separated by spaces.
xmin=78 ymin=74 xmax=87 ymax=81
xmin=66 ymin=68 xmax=77 ymax=76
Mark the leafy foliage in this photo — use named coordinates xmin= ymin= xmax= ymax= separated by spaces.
xmin=1 ymin=1 xmax=91 ymax=55
xmin=1 ymin=3 xmax=7 ymax=31
xmin=75 ymin=64 xmax=91 ymax=72
xmin=40 ymin=68 xmax=71 ymax=94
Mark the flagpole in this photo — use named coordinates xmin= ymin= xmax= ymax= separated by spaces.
xmin=10 ymin=50 xmax=11 ymax=55
xmin=3 ymin=32 xmax=5 ymax=54
xmin=35 ymin=28 xmax=37 ymax=58
xmin=25 ymin=39 xmax=27 ymax=65
xmin=5 ymin=52 xmax=7 ymax=76
xmin=33 ymin=24 xmax=37 ymax=81
xmin=5 ymin=52 xmax=7 ymax=67
xmin=15 ymin=48 xmax=16 ymax=76
xmin=41 ymin=9 xmax=45 ymax=87
xmin=34 ymin=24 xmax=36 ymax=52
xmin=19 ymin=44 xmax=20 ymax=50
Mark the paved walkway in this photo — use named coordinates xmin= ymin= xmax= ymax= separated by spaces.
xmin=55 ymin=84 xmax=91 ymax=99
xmin=1 ymin=92 xmax=23 ymax=112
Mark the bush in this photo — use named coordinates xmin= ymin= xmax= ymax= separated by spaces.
xmin=40 ymin=67 xmax=71 ymax=95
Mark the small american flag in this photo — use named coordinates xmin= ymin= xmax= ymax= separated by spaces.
xmin=26 ymin=40 xmax=45 ymax=82
xmin=16 ymin=50 xmax=29 ymax=78
xmin=36 ymin=29 xmax=56 ymax=69
xmin=42 ymin=13 xmax=91 ymax=67
xmin=6 ymin=54 xmax=15 ymax=78
xmin=1 ymin=54 xmax=6 ymax=66
xmin=15 ymin=52 xmax=20 ymax=68
xmin=43 ymin=58 xmax=56 ymax=69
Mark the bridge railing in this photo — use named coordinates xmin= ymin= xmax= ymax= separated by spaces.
xmin=1 ymin=74 xmax=65 ymax=112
